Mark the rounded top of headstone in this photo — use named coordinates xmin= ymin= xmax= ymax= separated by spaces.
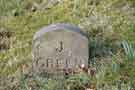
xmin=33 ymin=23 xmax=87 ymax=41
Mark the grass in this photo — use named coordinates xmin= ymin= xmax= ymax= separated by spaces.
xmin=122 ymin=41 xmax=135 ymax=61
xmin=0 ymin=0 xmax=135 ymax=90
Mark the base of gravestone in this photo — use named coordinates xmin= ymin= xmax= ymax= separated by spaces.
xmin=38 ymin=72 xmax=65 ymax=80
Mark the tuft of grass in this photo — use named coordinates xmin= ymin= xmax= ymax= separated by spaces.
xmin=122 ymin=41 xmax=135 ymax=61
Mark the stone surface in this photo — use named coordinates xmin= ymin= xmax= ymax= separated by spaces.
xmin=32 ymin=23 xmax=88 ymax=77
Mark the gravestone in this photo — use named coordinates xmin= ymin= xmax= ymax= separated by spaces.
xmin=32 ymin=23 xmax=88 ymax=78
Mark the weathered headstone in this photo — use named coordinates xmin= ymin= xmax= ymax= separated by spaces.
xmin=32 ymin=23 xmax=88 ymax=78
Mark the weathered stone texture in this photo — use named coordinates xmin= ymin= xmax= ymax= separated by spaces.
xmin=32 ymin=23 xmax=88 ymax=76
